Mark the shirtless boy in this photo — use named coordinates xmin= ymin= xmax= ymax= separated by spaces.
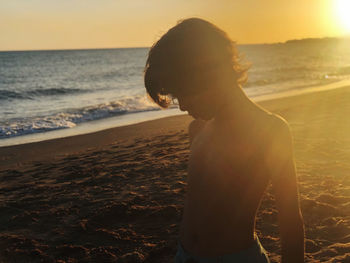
xmin=144 ymin=18 xmax=304 ymax=263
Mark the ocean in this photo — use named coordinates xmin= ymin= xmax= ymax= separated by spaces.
xmin=1 ymin=38 xmax=350 ymax=146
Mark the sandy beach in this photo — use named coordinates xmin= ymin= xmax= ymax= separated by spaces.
xmin=1 ymin=85 xmax=350 ymax=262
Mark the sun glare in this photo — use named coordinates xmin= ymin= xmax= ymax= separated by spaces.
xmin=335 ymin=0 xmax=350 ymax=32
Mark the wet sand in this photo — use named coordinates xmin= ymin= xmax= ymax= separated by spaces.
xmin=1 ymin=85 xmax=350 ymax=262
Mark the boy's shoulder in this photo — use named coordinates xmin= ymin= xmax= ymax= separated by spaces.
xmin=265 ymin=112 xmax=294 ymax=162
xmin=269 ymin=113 xmax=291 ymax=141
xmin=257 ymin=110 xmax=292 ymax=152
xmin=267 ymin=112 xmax=290 ymax=134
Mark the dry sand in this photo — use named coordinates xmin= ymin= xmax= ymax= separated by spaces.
xmin=1 ymin=85 xmax=350 ymax=262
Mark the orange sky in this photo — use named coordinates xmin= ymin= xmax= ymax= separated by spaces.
xmin=0 ymin=0 xmax=349 ymax=51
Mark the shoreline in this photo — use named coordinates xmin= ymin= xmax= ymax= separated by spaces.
xmin=1 ymin=79 xmax=350 ymax=149
xmin=0 ymin=114 xmax=192 ymax=170
xmin=0 ymin=108 xmax=183 ymax=148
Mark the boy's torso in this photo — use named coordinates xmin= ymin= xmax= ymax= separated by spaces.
xmin=180 ymin=109 xmax=277 ymax=257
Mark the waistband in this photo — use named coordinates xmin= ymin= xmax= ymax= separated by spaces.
xmin=175 ymin=236 xmax=270 ymax=263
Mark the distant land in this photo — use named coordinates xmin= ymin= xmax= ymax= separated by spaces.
xmin=284 ymin=36 xmax=350 ymax=44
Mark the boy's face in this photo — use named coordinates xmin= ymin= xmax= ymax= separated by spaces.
xmin=176 ymin=89 xmax=217 ymax=120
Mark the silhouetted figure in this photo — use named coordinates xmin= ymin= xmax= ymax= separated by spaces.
xmin=145 ymin=18 xmax=304 ymax=263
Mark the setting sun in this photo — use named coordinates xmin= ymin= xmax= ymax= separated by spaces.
xmin=335 ymin=0 xmax=350 ymax=32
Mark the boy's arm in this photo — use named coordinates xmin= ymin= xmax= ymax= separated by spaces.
xmin=268 ymin=119 xmax=305 ymax=263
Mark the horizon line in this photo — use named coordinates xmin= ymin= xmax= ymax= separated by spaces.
xmin=1 ymin=35 xmax=349 ymax=53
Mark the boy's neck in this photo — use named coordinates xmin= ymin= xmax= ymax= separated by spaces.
xmin=214 ymin=87 xmax=256 ymax=123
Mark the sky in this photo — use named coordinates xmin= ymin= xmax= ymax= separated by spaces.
xmin=1 ymin=0 xmax=349 ymax=51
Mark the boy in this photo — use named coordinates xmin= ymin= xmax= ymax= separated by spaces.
xmin=144 ymin=18 xmax=304 ymax=263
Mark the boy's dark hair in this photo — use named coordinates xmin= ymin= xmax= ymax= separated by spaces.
xmin=144 ymin=17 xmax=248 ymax=108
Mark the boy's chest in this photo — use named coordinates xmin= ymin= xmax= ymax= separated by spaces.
xmin=188 ymin=125 xmax=266 ymax=179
